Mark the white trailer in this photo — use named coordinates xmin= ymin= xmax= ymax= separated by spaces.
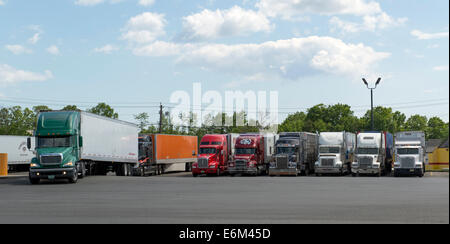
xmin=0 ymin=135 xmax=35 ymax=171
xmin=315 ymin=132 xmax=356 ymax=175
xmin=263 ymin=133 xmax=278 ymax=164
xmin=393 ymin=131 xmax=427 ymax=177
xmin=80 ymin=112 xmax=140 ymax=175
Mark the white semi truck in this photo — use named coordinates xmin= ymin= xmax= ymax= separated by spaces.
xmin=393 ymin=131 xmax=427 ymax=177
xmin=315 ymin=132 xmax=356 ymax=176
xmin=352 ymin=131 xmax=394 ymax=177
xmin=0 ymin=135 xmax=35 ymax=171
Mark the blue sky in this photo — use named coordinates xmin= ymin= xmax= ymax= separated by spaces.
xmin=0 ymin=0 xmax=448 ymax=125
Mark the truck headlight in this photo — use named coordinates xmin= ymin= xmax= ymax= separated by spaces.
xmin=63 ymin=162 xmax=74 ymax=167
xmin=315 ymin=161 xmax=319 ymax=167
xmin=394 ymin=162 xmax=401 ymax=168
xmin=30 ymin=163 xmax=39 ymax=168
xmin=209 ymin=165 xmax=216 ymax=169
xmin=352 ymin=162 xmax=358 ymax=167
xmin=415 ymin=164 xmax=423 ymax=168
xmin=335 ymin=161 xmax=343 ymax=167
xmin=372 ymin=163 xmax=380 ymax=168
xmin=269 ymin=162 xmax=276 ymax=168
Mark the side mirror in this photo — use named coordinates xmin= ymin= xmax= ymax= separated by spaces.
xmin=27 ymin=137 xmax=32 ymax=150
xmin=79 ymin=136 xmax=83 ymax=147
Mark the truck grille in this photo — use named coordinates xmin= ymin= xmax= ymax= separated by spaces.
xmin=198 ymin=158 xmax=208 ymax=168
xmin=321 ymin=158 xmax=334 ymax=167
xmin=276 ymin=156 xmax=288 ymax=169
xmin=235 ymin=160 xmax=247 ymax=169
xmin=400 ymin=157 xmax=415 ymax=168
xmin=40 ymin=154 xmax=62 ymax=165
xmin=358 ymin=157 xmax=373 ymax=169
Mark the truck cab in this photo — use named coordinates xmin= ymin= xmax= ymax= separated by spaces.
xmin=352 ymin=132 xmax=392 ymax=176
xmin=393 ymin=131 xmax=426 ymax=177
xmin=29 ymin=111 xmax=83 ymax=184
xmin=315 ymin=132 xmax=355 ymax=176
xmin=228 ymin=135 xmax=264 ymax=176
xmin=269 ymin=137 xmax=300 ymax=176
xmin=192 ymin=134 xmax=228 ymax=176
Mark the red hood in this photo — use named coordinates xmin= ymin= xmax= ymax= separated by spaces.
xmin=198 ymin=154 xmax=219 ymax=163
xmin=234 ymin=154 xmax=255 ymax=161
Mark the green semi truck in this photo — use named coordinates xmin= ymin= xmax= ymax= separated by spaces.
xmin=28 ymin=110 xmax=140 ymax=184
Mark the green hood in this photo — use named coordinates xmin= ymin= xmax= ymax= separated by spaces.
xmin=36 ymin=147 xmax=76 ymax=167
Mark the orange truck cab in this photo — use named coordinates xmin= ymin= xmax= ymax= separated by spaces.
xmin=192 ymin=134 xmax=237 ymax=177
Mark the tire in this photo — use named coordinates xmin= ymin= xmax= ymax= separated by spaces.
xmin=79 ymin=162 xmax=86 ymax=179
xmin=316 ymin=173 xmax=321 ymax=177
xmin=192 ymin=173 xmax=198 ymax=177
xmin=352 ymin=172 xmax=357 ymax=177
xmin=29 ymin=177 xmax=40 ymax=185
xmin=68 ymin=169 xmax=78 ymax=184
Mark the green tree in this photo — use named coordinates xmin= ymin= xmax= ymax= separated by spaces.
xmin=62 ymin=105 xmax=80 ymax=111
xmin=134 ymin=112 xmax=150 ymax=132
xmin=0 ymin=106 xmax=35 ymax=135
xmin=427 ymin=117 xmax=449 ymax=139
xmin=404 ymin=114 xmax=428 ymax=132
xmin=278 ymin=112 xmax=306 ymax=132
xmin=88 ymin=103 xmax=118 ymax=119
xmin=32 ymin=105 xmax=51 ymax=114
xmin=361 ymin=106 xmax=406 ymax=133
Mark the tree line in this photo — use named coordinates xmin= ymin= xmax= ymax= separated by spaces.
xmin=0 ymin=102 xmax=448 ymax=140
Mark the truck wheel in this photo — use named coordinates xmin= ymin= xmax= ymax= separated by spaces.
xmin=29 ymin=177 xmax=40 ymax=185
xmin=79 ymin=162 xmax=86 ymax=179
xmin=68 ymin=169 xmax=78 ymax=183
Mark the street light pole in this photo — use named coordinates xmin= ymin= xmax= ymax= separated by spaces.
xmin=362 ymin=77 xmax=381 ymax=131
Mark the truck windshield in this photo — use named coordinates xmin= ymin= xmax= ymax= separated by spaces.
xmin=320 ymin=147 xmax=340 ymax=153
xmin=37 ymin=136 xmax=71 ymax=148
xmin=235 ymin=148 xmax=256 ymax=155
xmin=199 ymin=148 xmax=217 ymax=154
xmin=397 ymin=148 xmax=419 ymax=155
xmin=276 ymin=147 xmax=295 ymax=154
xmin=357 ymin=148 xmax=379 ymax=154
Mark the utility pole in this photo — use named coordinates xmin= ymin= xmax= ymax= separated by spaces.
xmin=159 ymin=103 xmax=163 ymax=134
xmin=362 ymin=77 xmax=381 ymax=131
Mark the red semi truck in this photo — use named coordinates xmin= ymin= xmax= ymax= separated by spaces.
xmin=228 ymin=133 xmax=277 ymax=176
xmin=192 ymin=134 xmax=239 ymax=177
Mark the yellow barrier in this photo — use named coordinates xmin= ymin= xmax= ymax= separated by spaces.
xmin=0 ymin=153 xmax=7 ymax=176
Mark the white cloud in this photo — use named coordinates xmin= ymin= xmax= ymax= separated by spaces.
xmin=133 ymin=36 xmax=390 ymax=80
xmin=138 ymin=0 xmax=154 ymax=6
xmin=121 ymin=12 xmax=166 ymax=44
xmin=179 ymin=6 xmax=273 ymax=41
xmin=28 ymin=33 xmax=41 ymax=44
xmin=46 ymin=45 xmax=60 ymax=55
xmin=0 ymin=0 xmax=5 ymax=6
xmin=75 ymin=0 xmax=105 ymax=6
xmin=330 ymin=12 xmax=407 ymax=33
xmin=257 ymin=0 xmax=382 ymax=19
xmin=411 ymin=30 xmax=449 ymax=40
xmin=5 ymin=45 xmax=32 ymax=55
xmin=0 ymin=64 xmax=53 ymax=86
xmin=94 ymin=44 xmax=119 ymax=54
xmin=433 ymin=65 xmax=449 ymax=71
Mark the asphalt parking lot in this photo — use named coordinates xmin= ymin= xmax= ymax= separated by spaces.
xmin=0 ymin=172 xmax=448 ymax=224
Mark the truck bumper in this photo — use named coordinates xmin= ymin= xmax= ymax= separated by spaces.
xmin=351 ymin=167 xmax=380 ymax=175
xmin=315 ymin=167 xmax=343 ymax=174
xmin=228 ymin=167 xmax=258 ymax=175
xmin=29 ymin=168 xmax=76 ymax=180
xmin=268 ymin=168 xmax=297 ymax=176
xmin=192 ymin=168 xmax=219 ymax=175
xmin=394 ymin=168 xmax=423 ymax=176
